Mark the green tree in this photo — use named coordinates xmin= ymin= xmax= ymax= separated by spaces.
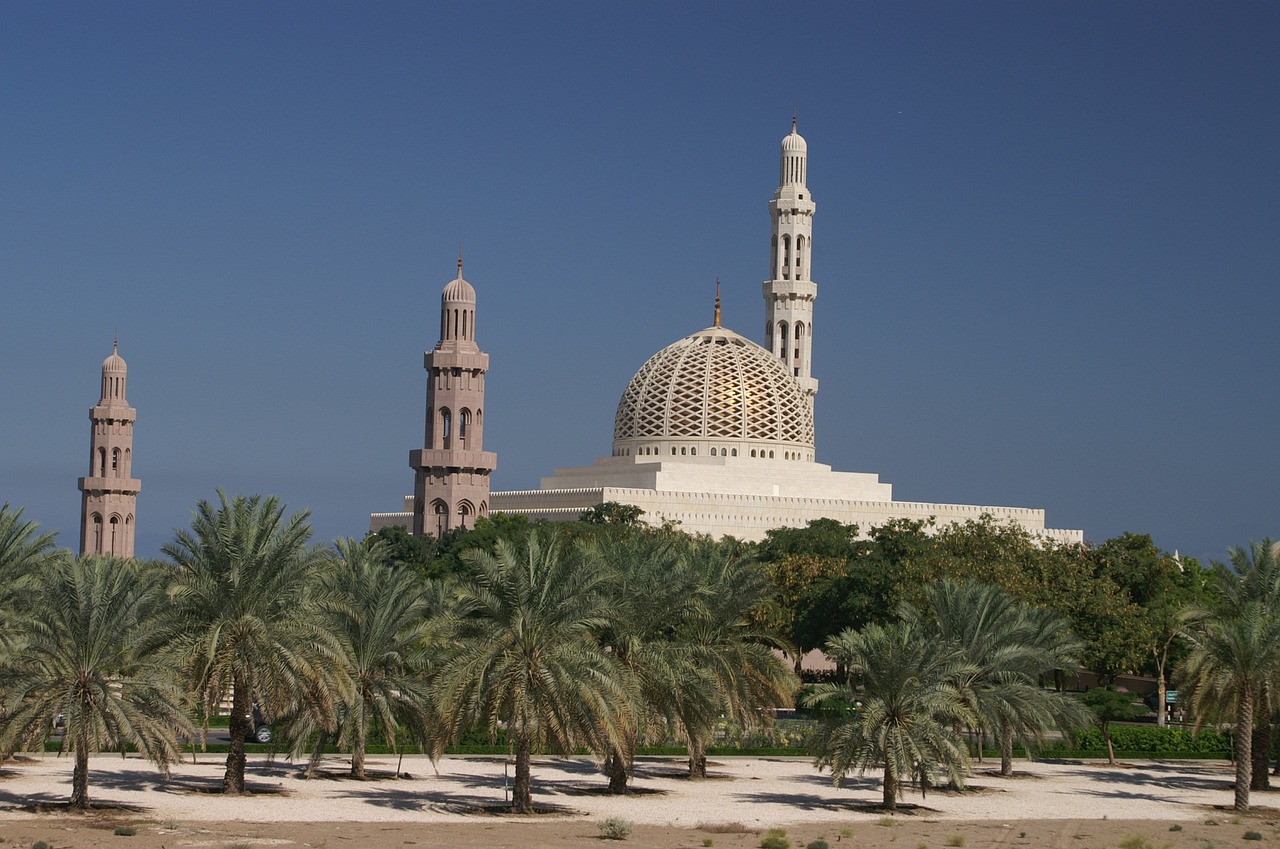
xmin=1079 ymin=687 xmax=1141 ymax=766
xmin=579 ymin=501 xmax=645 ymax=525
xmin=1088 ymin=534 xmax=1209 ymax=724
xmin=296 ymin=537 xmax=438 ymax=779
xmin=0 ymin=555 xmax=191 ymax=809
xmin=901 ymin=580 xmax=1091 ymax=776
xmin=806 ymin=620 xmax=974 ymax=810
xmin=370 ymin=524 xmax=441 ymax=577
xmin=161 ymin=491 xmax=348 ymax=794
xmin=434 ymin=527 xmax=630 ymax=813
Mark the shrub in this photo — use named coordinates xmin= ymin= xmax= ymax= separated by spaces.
xmin=32 ymin=843 xmax=50 ymax=849
xmin=113 ymin=826 xmax=136 ymax=836
xmin=1169 ymin=824 xmax=1183 ymax=832
xmin=703 ymin=840 xmax=714 ymax=848
xmin=598 ymin=819 xmax=634 ymax=841
xmin=1118 ymin=837 xmax=1154 ymax=849
xmin=760 ymin=828 xmax=791 ymax=849
xmin=1045 ymin=725 xmax=1230 ymax=758
xmin=839 ymin=828 xmax=853 ymax=839
xmin=1243 ymin=832 xmax=1262 ymax=842
xmin=945 ymin=836 xmax=965 ymax=847
xmin=806 ymin=840 xmax=830 ymax=849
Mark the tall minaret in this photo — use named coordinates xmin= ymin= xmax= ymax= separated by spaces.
xmin=763 ymin=117 xmax=819 ymax=414
xmin=78 ymin=340 xmax=141 ymax=557
xmin=409 ymin=257 xmax=498 ymax=537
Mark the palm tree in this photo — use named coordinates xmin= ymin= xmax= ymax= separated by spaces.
xmin=0 ymin=555 xmax=191 ymax=809
xmin=586 ymin=527 xmax=693 ymax=792
xmin=670 ymin=537 xmax=799 ymax=778
xmin=296 ymin=537 xmax=438 ymax=779
xmin=1180 ymin=539 xmax=1280 ymax=811
xmin=0 ymin=504 xmax=58 ymax=654
xmin=806 ymin=620 xmax=974 ymax=810
xmin=900 ymin=580 xmax=1091 ymax=776
xmin=160 ymin=491 xmax=348 ymax=794
xmin=434 ymin=527 xmax=630 ymax=813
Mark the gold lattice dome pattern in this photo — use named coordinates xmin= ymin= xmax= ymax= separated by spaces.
xmin=613 ymin=325 xmax=814 ymax=450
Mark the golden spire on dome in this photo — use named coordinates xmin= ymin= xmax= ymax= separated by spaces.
xmin=714 ymin=279 xmax=721 ymax=327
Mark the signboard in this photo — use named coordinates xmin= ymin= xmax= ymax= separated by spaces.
xmin=1166 ymin=690 xmax=1178 ymax=704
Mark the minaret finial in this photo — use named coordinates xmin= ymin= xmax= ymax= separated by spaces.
xmin=113 ymin=331 xmax=118 ymax=355
xmin=792 ymin=109 xmax=797 ymax=132
xmin=457 ymin=243 xmax=463 ymax=277
xmin=714 ymin=279 xmax=721 ymax=327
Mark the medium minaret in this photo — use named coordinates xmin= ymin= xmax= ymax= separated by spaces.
xmin=763 ymin=117 xmax=819 ymax=414
xmin=409 ymin=257 xmax=498 ymax=537
xmin=78 ymin=340 xmax=141 ymax=557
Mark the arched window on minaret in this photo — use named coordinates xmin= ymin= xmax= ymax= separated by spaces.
xmin=124 ymin=448 xmax=131 ymax=475
xmin=92 ymin=514 xmax=103 ymax=551
xmin=440 ymin=408 xmax=452 ymax=449
xmin=771 ymin=235 xmax=778 ymax=279
xmin=112 ymin=448 xmax=120 ymax=473
xmin=459 ymin=409 xmax=470 ymax=448
xmin=796 ymin=235 xmax=805 ymax=279
xmin=795 ymin=322 xmax=805 ymax=367
xmin=433 ymin=500 xmax=448 ymax=536
xmin=98 ymin=447 xmax=107 ymax=476
xmin=779 ymin=322 xmax=790 ymax=362
xmin=458 ymin=501 xmax=474 ymax=530
xmin=781 ymin=234 xmax=792 ymax=280
xmin=109 ymin=515 xmax=120 ymax=556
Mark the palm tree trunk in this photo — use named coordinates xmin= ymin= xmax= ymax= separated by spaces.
xmin=224 ymin=679 xmax=250 ymax=794
xmin=352 ymin=723 xmax=367 ymax=780
xmin=512 ymin=731 xmax=533 ymax=814
xmin=1000 ymin=721 xmax=1014 ymax=776
xmin=688 ymin=736 xmax=707 ymax=779
xmin=605 ymin=749 xmax=630 ymax=794
xmin=70 ymin=740 xmax=90 ymax=810
xmin=1234 ymin=685 xmax=1255 ymax=812
xmin=882 ymin=761 xmax=897 ymax=810
xmin=1252 ymin=687 xmax=1270 ymax=791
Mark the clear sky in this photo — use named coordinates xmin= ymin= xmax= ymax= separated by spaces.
xmin=3 ymin=1 xmax=1277 ymax=564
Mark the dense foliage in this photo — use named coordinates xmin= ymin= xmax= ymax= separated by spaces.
xmin=0 ymin=499 xmax=1272 ymax=815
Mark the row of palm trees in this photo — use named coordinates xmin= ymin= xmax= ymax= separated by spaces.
xmin=4 ymin=493 xmax=1272 ymax=815
xmin=0 ymin=495 xmax=798 ymax=812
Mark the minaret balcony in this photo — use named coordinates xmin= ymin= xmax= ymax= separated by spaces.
xmin=77 ymin=476 xmax=142 ymax=494
xmin=409 ymin=448 xmax=497 ymax=473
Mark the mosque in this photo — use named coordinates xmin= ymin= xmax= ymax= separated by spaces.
xmin=370 ymin=120 xmax=1082 ymax=544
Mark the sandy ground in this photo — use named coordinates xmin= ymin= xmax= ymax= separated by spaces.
xmin=3 ymin=752 xmax=1279 ymax=849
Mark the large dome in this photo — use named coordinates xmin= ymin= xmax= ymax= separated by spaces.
xmin=612 ymin=325 xmax=814 ymax=461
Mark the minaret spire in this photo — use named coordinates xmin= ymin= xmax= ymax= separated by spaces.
xmin=763 ymin=117 xmax=819 ymax=416
xmin=409 ymin=257 xmax=497 ymax=537
xmin=78 ymin=341 xmax=141 ymax=557
xmin=713 ymin=279 xmax=722 ymax=327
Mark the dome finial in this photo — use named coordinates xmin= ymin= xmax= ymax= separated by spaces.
xmin=792 ymin=109 xmax=797 ymax=133
xmin=714 ymin=279 xmax=721 ymax=327
xmin=457 ymin=243 xmax=463 ymax=277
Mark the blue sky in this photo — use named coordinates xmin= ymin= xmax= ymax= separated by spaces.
xmin=2 ymin=1 xmax=1277 ymax=564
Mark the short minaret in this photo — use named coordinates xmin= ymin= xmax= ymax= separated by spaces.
xmin=78 ymin=340 xmax=141 ymax=557
xmin=763 ymin=117 xmax=819 ymax=414
xmin=409 ymin=257 xmax=498 ymax=537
